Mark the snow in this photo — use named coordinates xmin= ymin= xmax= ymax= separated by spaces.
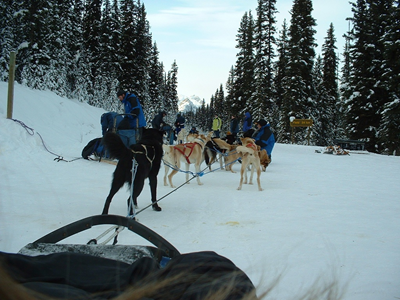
xmin=1 ymin=82 xmax=400 ymax=299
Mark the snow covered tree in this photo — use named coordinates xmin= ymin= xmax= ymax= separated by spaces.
xmin=321 ymin=23 xmax=339 ymax=144
xmin=380 ymin=0 xmax=400 ymax=154
xmin=164 ymin=60 xmax=179 ymax=120
xmin=274 ymin=19 xmax=290 ymax=143
xmin=226 ymin=11 xmax=255 ymax=118
xmin=282 ymin=0 xmax=317 ymax=144
xmin=252 ymin=0 xmax=277 ymax=122
xmin=82 ymin=0 xmax=102 ymax=105
xmin=312 ymin=55 xmax=330 ymax=145
xmin=0 ymin=0 xmax=15 ymax=81
xmin=147 ymin=43 xmax=166 ymax=121
xmin=345 ymin=0 xmax=393 ymax=152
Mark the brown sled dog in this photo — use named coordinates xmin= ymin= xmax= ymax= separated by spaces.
xmin=163 ymin=134 xmax=210 ymax=188
xmin=236 ymin=137 xmax=263 ymax=191
xmin=102 ymin=128 xmax=164 ymax=215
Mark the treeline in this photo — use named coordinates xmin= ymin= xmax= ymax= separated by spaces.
xmin=1 ymin=0 xmax=399 ymax=154
xmin=0 ymin=0 xmax=178 ymax=123
xmin=195 ymin=0 xmax=399 ymax=154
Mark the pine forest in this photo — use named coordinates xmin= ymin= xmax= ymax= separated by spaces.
xmin=1 ymin=0 xmax=399 ymax=154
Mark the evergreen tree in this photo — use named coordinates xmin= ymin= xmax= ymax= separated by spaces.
xmin=0 ymin=0 xmax=15 ymax=81
xmin=321 ymin=23 xmax=339 ymax=143
xmin=345 ymin=0 xmax=393 ymax=152
xmin=82 ymin=0 xmax=102 ymax=105
xmin=132 ymin=1 xmax=153 ymax=105
xmin=274 ymin=19 xmax=290 ymax=143
xmin=19 ymin=0 xmax=54 ymax=90
xmin=282 ymin=0 xmax=317 ymax=144
xmin=380 ymin=0 xmax=400 ymax=154
xmin=312 ymin=55 xmax=330 ymax=145
xmin=226 ymin=11 xmax=255 ymax=118
xmin=253 ymin=0 xmax=277 ymax=122
xmin=148 ymin=43 xmax=166 ymax=121
xmin=164 ymin=60 xmax=179 ymax=119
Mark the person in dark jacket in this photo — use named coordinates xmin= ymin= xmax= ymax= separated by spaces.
xmin=230 ymin=115 xmax=239 ymax=139
xmin=152 ymin=111 xmax=174 ymax=145
xmin=189 ymin=127 xmax=198 ymax=134
xmin=174 ymin=113 xmax=185 ymax=136
xmin=253 ymin=119 xmax=275 ymax=160
xmin=242 ymin=112 xmax=252 ymax=134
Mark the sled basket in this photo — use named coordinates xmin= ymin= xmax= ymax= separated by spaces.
xmin=18 ymin=214 xmax=180 ymax=263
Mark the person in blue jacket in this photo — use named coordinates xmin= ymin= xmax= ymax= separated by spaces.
xmin=100 ymin=112 xmax=123 ymax=136
xmin=117 ymin=90 xmax=146 ymax=138
xmin=242 ymin=112 xmax=252 ymax=134
xmin=253 ymin=119 xmax=275 ymax=160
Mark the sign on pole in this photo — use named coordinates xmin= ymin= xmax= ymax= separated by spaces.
xmin=290 ymin=119 xmax=313 ymax=127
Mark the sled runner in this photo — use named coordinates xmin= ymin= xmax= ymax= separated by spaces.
xmin=1 ymin=215 xmax=258 ymax=299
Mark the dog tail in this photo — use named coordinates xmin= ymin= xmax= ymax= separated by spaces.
xmin=236 ymin=145 xmax=254 ymax=155
xmin=102 ymin=132 xmax=132 ymax=160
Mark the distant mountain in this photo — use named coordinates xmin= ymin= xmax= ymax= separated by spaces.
xmin=178 ymin=95 xmax=204 ymax=112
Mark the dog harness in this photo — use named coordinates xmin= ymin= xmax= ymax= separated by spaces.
xmin=131 ymin=145 xmax=156 ymax=168
xmin=173 ymin=138 xmax=205 ymax=164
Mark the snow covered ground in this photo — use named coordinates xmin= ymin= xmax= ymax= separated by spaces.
xmin=1 ymin=82 xmax=399 ymax=299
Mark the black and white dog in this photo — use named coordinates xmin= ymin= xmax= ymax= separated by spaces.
xmin=102 ymin=128 xmax=164 ymax=215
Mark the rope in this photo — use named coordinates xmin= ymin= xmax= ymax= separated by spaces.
xmin=127 ymin=158 xmax=139 ymax=218
xmin=10 ymin=118 xmax=82 ymax=162
xmin=135 ymin=164 xmax=210 ymax=216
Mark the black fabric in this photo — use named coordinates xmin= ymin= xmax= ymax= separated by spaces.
xmin=1 ymin=251 xmax=257 ymax=300
xmin=81 ymin=138 xmax=103 ymax=159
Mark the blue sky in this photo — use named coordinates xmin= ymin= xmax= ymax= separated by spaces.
xmin=145 ymin=0 xmax=353 ymax=102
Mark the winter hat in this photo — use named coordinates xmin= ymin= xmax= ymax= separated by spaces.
xmin=117 ymin=90 xmax=126 ymax=97
xmin=256 ymin=119 xmax=267 ymax=127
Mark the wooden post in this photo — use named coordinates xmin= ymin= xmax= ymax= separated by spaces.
xmin=7 ymin=51 xmax=16 ymax=119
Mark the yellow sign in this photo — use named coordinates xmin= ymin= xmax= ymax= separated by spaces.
xmin=290 ymin=119 xmax=313 ymax=127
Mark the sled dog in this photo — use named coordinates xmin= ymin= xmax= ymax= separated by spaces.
xmin=236 ymin=137 xmax=263 ymax=191
xmin=102 ymin=128 xmax=164 ymax=214
xmin=259 ymin=148 xmax=271 ymax=171
xmin=163 ymin=134 xmax=210 ymax=187
xmin=204 ymin=138 xmax=231 ymax=171
xmin=176 ymin=128 xmax=187 ymax=144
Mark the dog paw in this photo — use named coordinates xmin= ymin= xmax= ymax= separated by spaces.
xmin=152 ymin=204 xmax=162 ymax=211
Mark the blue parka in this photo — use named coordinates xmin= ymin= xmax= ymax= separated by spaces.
xmin=122 ymin=93 xmax=146 ymax=128
xmin=243 ymin=112 xmax=252 ymax=133
xmin=253 ymin=123 xmax=275 ymax=156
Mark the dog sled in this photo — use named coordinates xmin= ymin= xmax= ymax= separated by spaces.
xmin=0 ymin=215 xmax=258 ymax=299
xmin=82 ymin=112 xmax=138 ymax=161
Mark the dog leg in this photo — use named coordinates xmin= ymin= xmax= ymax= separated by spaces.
xmin=243 ymin=162 xmax=249 ymax=184
xmin=149 ymin=174 xmax=161 ymax=211
xmin=164 ymin=165 xmax=169 ymax=186
xmin=195 ymin=162 xmax=203 ymax=185
xmin=185 ymin=162 xmax=191 ymax=184
xmin=249 ymin=163 xmax=255 ymax=185
xmin=256 ymin=166 xmax=263 ymax=191
xmin=237 ymin=166 xmax=245 ymax=190
xmin=168 ymin=168 xmax=178 ymax=188
xmin=102 ymin=176 xmax=125 ymax=214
